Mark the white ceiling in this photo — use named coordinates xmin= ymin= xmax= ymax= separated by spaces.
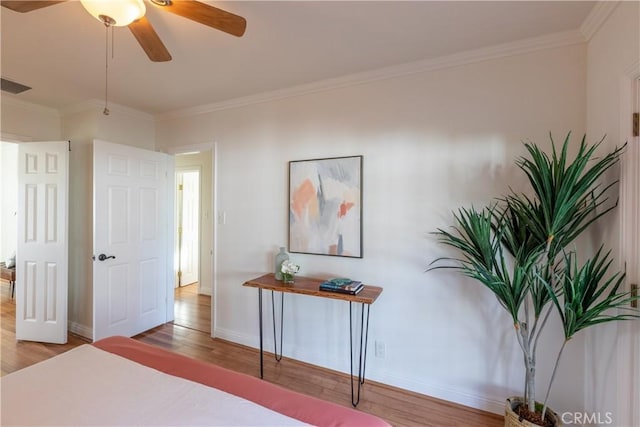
xmin=1 ymin=1 xmax=596 ymax=116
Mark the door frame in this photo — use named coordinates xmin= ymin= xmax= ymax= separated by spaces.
xmin=166 ymin=142 xmax=216 ymax=337
xmin=616 ymin=60 xmax=640 ymax=427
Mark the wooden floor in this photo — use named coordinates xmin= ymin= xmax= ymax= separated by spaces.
xmin=1 ymin=279 xmax=503 ymax=427
xmin=173 ymin=283 xmax=211 ymax=333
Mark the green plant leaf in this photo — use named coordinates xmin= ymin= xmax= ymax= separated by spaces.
xmin=545 ymin=247 xmax=640 ymax=339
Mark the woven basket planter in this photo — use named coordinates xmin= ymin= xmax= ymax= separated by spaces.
xmin=505 ymin=397 xmax=562 ymax=427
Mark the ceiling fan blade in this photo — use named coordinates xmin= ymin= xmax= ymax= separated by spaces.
xmin=157 ymin=1 xmax=246 ymax=37
xmin=1 ymin=1 xmax=66 ymax=13
xmin=128 ymin=16 xmax=172 ymax=62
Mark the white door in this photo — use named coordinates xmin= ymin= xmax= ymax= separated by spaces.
xmin=176 ymin=169 xmax=199 ymax=286
xmin=633 ymin=79 xmax=640 ymax=426
xmin=619 ymin=75 xmax=640 ymax=427
xmin=16 ymin=142 xmax=68 ymax=344
xmin=93 ymin=140 xmax=172 ymax=341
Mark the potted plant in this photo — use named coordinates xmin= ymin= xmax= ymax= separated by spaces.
xmin=429 ymin=133 xmax=640 ymax=426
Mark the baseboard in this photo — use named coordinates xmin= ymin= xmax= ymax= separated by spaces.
xmin=68 ymin=321 xmax=92 ymax=341
xmin=371 ymin=370 xmax=505 ymax=415
xmin=214 ymin=326 xmax=504 ymax=415
xmin=213 ymin=326 xmax=255 ymax=346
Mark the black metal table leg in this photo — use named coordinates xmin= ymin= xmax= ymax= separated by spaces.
xmin=259 ymin=289 xmax=285 ymax=380
xmin=271 ymin=291 xmax=284 ymax=362
xmin=349 ymin=301 xmax=371 ymax=407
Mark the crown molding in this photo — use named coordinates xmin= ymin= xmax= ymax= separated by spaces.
xmin=0 ymin=132 xmax=33 ymax=142
xmin=0 ymin=94 xmax=60 ymax=117
xmin=623 ymin=59 xmax=640 ymax=79
xmin=61 ymin=99 xmax=155 ymax=122
xmin=165 ymin=142 xmax=215 ymax=155
xmin=580 ymin=1 xmax=620 ymax=41
xmin=157 ymin=29 xmax=586 ymax=121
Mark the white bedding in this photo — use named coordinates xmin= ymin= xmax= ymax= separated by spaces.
xmin=0 ymin=345 xmax=310 ymax=426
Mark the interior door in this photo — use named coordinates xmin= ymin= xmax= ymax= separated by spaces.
xmin=93 ymin=140 xmax=171 ymax=341
xmin=16 ymin=141 xmax=68 ymax=343
xmin=633 ymin=78 xmax=640 ymax=426
xmin=619 ymin=75 xmax=640 ymax=427
xmin=176 ymin=169 xmax=200 ymax=286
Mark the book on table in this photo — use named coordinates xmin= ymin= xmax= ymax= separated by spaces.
xmin=319 ymin=278 xmax=364 ymax=295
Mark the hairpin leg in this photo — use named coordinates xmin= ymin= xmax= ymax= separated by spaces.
xmin=258 ymin=289 xmax=285 ymax=380
xmin=271 ymin=290 xmax=284 ymax=362
xmin=349 ymin=302 xmax=371 ymax=407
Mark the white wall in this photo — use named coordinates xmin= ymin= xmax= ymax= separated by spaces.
xmin=62 ymin=102 xmax=156 ymax=150
xmin=585 ymin=2 xmax=640 ymax=426
xmin=157 ymin=44 xmax=588 ymax=414
xmin=1 ymin=96 xmax=61 ymax=141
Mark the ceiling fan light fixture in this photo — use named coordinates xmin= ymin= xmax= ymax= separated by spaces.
xmin=80 ymin=0 xmax=146 ymax=27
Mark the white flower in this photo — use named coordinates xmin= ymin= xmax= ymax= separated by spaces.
xmin=281 ymin=260 xmax=300 ymax=275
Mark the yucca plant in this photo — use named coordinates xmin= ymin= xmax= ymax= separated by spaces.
xmin=429 ymin=133 xmax=639 ymax=426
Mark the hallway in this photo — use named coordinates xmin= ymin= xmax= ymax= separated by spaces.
xmin=174 ymin=284 xmax=211 ymax=334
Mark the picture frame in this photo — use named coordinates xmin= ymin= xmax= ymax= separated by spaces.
xmin=288 ymin=155 xmax=363 ymax=258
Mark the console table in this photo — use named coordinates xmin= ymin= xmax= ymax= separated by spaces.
xmin=243 ymin=273 xmax=383 ymax=407
xmin=0 ymin=262 xmax=16 ymax=299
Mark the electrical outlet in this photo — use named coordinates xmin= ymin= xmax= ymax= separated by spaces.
xmin=217 ymin=211 xmax=226 ymax=225
xmin=374 ymin=341 xmax=385 ymax=358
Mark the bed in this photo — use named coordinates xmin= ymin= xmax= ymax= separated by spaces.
xmin=0 ymin=336 xmax=391 ymax=426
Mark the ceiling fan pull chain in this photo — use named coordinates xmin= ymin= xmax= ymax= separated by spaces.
xmin=103 ymin=22 xmax=110 ymax=116
xmin=111 ymin=24 xmax=115 ymax=59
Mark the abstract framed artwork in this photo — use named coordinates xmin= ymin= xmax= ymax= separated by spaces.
xmin=289 ymin=155 xmax=363 ymax=258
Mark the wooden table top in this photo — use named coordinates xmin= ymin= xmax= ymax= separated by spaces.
xmin=0 ymin=263 xmax=16 ymax=281
xmin=243 ymin=273 xmax=383 ymax=305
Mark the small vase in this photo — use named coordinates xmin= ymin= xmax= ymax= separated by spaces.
xmin=274 ymin=247 xmax=289 ymax=280
xmin=282 ymin=273 xmax=295 ymax=284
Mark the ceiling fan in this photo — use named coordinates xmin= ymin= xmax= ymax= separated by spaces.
xmin=1 ymin=0 xmax=247 ymax=62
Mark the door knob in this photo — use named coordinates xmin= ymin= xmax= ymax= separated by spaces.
xmin=97 ymin=254 xmax=116 ymax=261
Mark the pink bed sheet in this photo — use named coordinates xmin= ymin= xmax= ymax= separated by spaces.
xmin=93 ymin=336 xmax=391 ymax=427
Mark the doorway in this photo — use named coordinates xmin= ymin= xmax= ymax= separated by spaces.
xmin=172 ymin=150 xmax=213 ymax=334
xmin=175 ymin=168 xmax=200 ymax=288
xmin=0 ymin=142 xmax=18 ymax=295
xmin=0 ymin=141 xmax=18 ymax=308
